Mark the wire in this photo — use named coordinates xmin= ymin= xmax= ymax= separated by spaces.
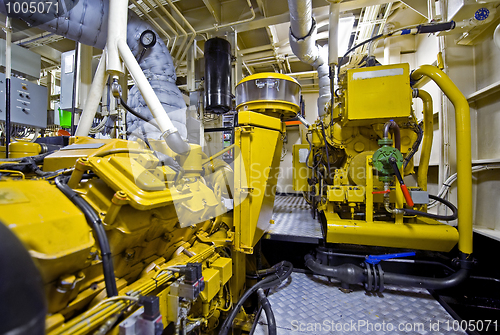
xmin=428 ymin=164 xmax=500 ymax=208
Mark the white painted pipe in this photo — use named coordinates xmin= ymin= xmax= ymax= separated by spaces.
xmin=328 ymin=1 xmax=340 ymax=66
xmin=106 ymin=0 xmax=128 ymax=76
xmin=118 ymin=38 xmax=190 ymax=154
xmin=494 ymin=23 xmax=500 ymax=50
xmin=75 ymin=52 xmax=109 ymax=136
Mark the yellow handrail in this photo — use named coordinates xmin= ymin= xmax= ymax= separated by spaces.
xmin=411 ymin=65 xmax=472 ymax=255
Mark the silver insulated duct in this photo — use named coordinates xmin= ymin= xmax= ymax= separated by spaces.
xmin=287 ymin=0 xmax=331 ymax=117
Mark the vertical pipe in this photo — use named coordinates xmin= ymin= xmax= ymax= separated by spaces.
xmin=328 ymin=1 xmax=340 ymax=67
xmin=416 ymin=89 xmax=433 ymax=191
xmin=71 ymin=42 xmax=80 ymax=135
xmin=411 ymin=65 xmax=473 ymax=255
xmin=107 ymin=0 xmax=128 ymax=76
xmin=5 ymin=17 xmax=11 ymax=157
xmin=75 ymin=52 xmax=109 ymax=136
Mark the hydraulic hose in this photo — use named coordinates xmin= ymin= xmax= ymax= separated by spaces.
xmin=219 ymin=261 xmax=293 ymax=335
xmin=55 ymin=176 xmax=118 ymax=297
xmin=119 ymin=97 xmax=160 ymax=130
xmin=403 ymin=194 xmax=457 ymax=221
xmin=257 ymin=288 xmax=277 ymax=335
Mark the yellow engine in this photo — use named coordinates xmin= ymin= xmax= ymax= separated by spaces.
xmin=294 ymin=62 xmax=472 ymax=254
xmin=0 ymin=72 xmax=299 ymax=335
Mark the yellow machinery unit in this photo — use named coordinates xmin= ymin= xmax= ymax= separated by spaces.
xmin=294 ymin=63 xmax=472 ymax=254
xmin=0 ymin=73 xmax=298 ymax=335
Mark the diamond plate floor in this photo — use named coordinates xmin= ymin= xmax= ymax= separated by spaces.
xmin=254 ymin=272 xmax=465 ymax=335
xmin=265 ymin=195 xmax=322 ymax=243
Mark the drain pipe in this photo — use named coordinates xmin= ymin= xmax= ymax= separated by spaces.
xmin=287 ymin=0 xmax=330 ymax=117
xmin=305 ymin=253 xmax=472 ymax=292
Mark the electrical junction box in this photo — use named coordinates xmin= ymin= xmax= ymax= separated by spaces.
xmin=293 ymin=144 xmax=311 ymax=191
xmin=344 ymin=63 xmax=411 ymax=127
xmin=0 ymin=72 xmax=48 ymax=128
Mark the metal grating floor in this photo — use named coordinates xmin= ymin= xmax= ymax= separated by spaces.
xmin=265 ymin=195 xmax=323 ymax=243
xmin=253 ymin=272 xmax=466 ymax=335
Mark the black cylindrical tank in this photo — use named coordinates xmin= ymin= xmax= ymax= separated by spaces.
xmin=205 ymin=37 xmax=232 ymax=114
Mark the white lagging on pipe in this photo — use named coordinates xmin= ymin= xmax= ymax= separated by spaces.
xmin=287 ymin=0 xmax=331 ymax=117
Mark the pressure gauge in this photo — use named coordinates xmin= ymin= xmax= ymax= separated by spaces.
xmin=140 ymin=30 xmax=156 ymax=48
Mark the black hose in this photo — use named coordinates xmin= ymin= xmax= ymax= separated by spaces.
xmin=403 ymin=123 xmax=423 ymax=169
xmin=257 ymin=288 xmax=276 ymax=335
xmin=319 ymin=121 xmax=331 ymax=179
xmin=337 ymin=34 xmax=384 ymax=79
xmin=305 ymin=255 xmax=365 ymax=285
xmin=384 ymin=268 xmax=469 ymax=290
xmin=403 ymin=194 xmax=457 ymax=221
xmin=305 ymin=252 xmax=471 ymax=291
xmin=219 ymin=261 xmax=293 ymax=335
xmin=119 ymin=97 xmax=160 ymax=131
xmin=54 ymin=176 xmax=118 ymax=297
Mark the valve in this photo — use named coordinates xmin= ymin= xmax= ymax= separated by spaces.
xmin=365 ymin=251 xmax=416 ymax=265
xmin=388 ymin=157 xmax=414 ymax=207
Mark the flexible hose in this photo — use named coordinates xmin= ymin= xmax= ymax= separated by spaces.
xmin=219 ymin=261 xmax=293 ymax=335
xmin=404 ymin=194 xmax=457 ymax=221
xmin=55 ymin=176 xmax=118 ymax=297
xmin=257 ymin=288 xmax=277 ymax=335
xmin=319 ymin=121 xmax=331 ymax=178
xmin=119 ymin=97 xmax=160 ymax=130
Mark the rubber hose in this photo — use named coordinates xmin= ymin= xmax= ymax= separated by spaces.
xmin=403 ymin=194 xmax=457 ymax=221
xmin=55 ymin=176 xmax=118 ymax=297
xmin=219 ymin=261 xmax=293 ymax=335
xmin=257 ymin=288 xmax=277 ymax=335
xmin=120 ymin=97 xmax=160 ymax=130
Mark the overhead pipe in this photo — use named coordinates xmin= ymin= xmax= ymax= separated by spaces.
xmin=196 ymin=0 xmax=255 ymax=34
xmin=150 ymin=0 xmax=189 ymax=63
xmin=165 ymin=0 xmax=197 ymax=63
xmin=130 ymin=0 xmax=173 ymax=49
xmin=495 ymin=23 xmax=500 ymax=50
xmin=142 ymin=0 xmax=180 ymax=60
xmin=287 ymin=0 xmax=331 ymax=117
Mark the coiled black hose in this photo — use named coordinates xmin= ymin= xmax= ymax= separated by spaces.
xmin=219 ymin=261 xmax=293 ymax=335
xmin=54 ymin=176 xmax=118 ymax=297
xmin=404 ymin=194 xmax=458 ymax=221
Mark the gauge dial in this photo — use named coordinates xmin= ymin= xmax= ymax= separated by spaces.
xmin=140 ymin=30 xmax=156 ymax=48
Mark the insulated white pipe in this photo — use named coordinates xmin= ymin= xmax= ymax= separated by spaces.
xmin=107 ymin=0 xmax=128 ymax=76
xmin=75 ymin=52 xmax=109 ymax=136
xmin=118 ymin=38 xmax=190 ymax=154
xmin=288 ymin=0 xmax=331 ymax=117
xmin=328 ymin=1 xmax=341 ymax=66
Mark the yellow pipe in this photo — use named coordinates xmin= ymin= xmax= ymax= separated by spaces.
xmin=416 ymin=89 xmax=433 ymax=191
xmin=411 ymin=65 xmax=472 ymax=255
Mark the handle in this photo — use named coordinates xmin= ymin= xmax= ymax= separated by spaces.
xmin=417 ymin=21 xmax=455 ymax=34
xmin=389 ymin=157 xmax=414 ymax=207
